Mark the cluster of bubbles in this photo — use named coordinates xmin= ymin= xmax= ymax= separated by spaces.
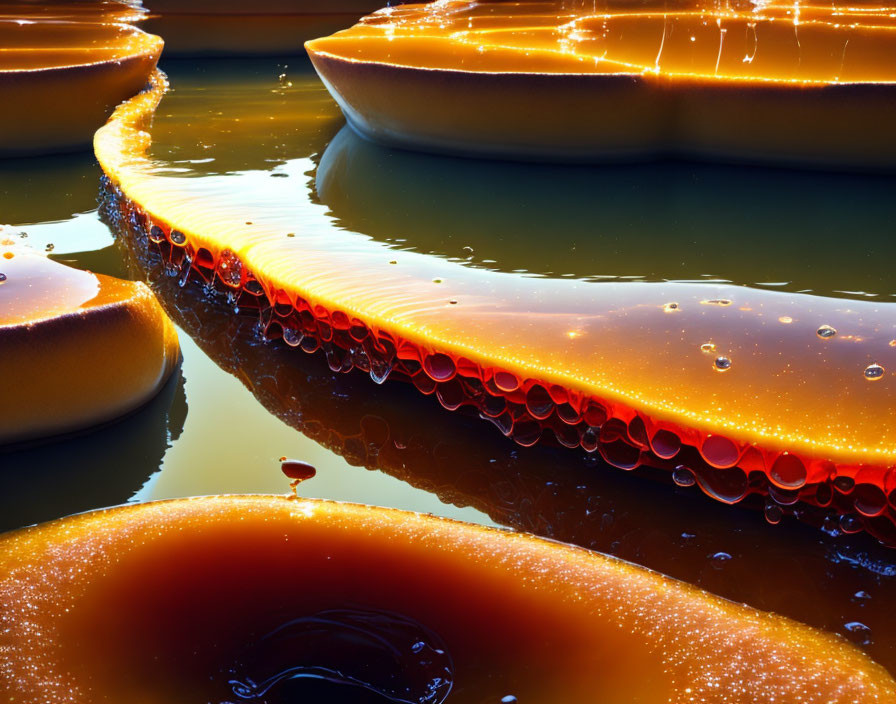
xmin=102 ymin=183 xmax=896 ymax=546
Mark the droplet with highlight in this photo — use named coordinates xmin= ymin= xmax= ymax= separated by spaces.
xmin=864 ymin=363 xmax=885 ymax=380
xmin=816 ymin=325 xmax=837 ymax=339
xmin=714 ymin=356 xmax=731 ymax=372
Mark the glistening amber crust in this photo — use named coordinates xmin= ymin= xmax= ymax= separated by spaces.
xmin=0 ymin=243 xmax=179 ymax=446
xmin=306 ymin=1 xmax=896 ymax=167
xmin=96 ymin=72 xmax=896 ymax=531
xmin=0 ymin=496 xmax=893 ymax=702
xmin=0 ymin=7 xmax=162 ymax=156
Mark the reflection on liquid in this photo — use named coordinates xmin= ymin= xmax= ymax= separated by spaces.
xmin=97 ymin=62 xmax=896 ymax=531
xmin=0 ymin=369 xmax=186 ymax=532
xmin=223 ymin=608 xmax=453 ymax=704
xmin=121 ymin=239 xmax=896 ymax=674
xmin=317 ymin=126 xmax=896 ymax=299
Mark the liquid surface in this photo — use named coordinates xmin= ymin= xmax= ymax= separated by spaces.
xmin=1 ymin=57 xmax=894 ymax=676
xmin=311 ymin=0 xmax=896 ymax=84
xmin=97 ymin=60 xmax=896 ymax=473
xmin=0 ymin=15 xmax=158 ymax=72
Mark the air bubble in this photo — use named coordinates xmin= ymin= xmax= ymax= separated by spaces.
xmin=764 ymin=501 xmax=784 ymax=525
xmin=816 ymin=325 xmax=837 ymax=339
xmin=525 ymin=385 xmax=553 ymax=420
xmin=864 ymin=363 xmax=885 ymax=380
xmin=769 ymin=453 xmax=807 ymax=490
xmin=218 ymin=249 xmax=243 ymax=288
xmin=493 ymin=371 xmax=519 ymax=392
xmin=713 ymin=356 xmax=731 ymax=371
xmin=423 ymin=353 xmax=456 ymax=382
xmin=282 ymin=328 xmax=303 ymax=347
xmin=170 ymin=229 xmax=186 ymax=245
xmin=672 ymin=465 xmax=696 ymax=487
xmin=650 ymin=429 xmax=681 ymax=459
xmin=700 ymin=435 xmax=739 ymax=468
xmin=844 ymin=621 xmax=873 ymax=646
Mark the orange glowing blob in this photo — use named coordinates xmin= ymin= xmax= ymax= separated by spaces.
xmin=0 ymin=2 xmax=162 ymax=156
xmin=1 ymin=495 xmax=893 ymax=702
xmin=0 ymin=242 xmax=179 ymax=446
xmin=306 ymin=0 xmax=896 ymax=166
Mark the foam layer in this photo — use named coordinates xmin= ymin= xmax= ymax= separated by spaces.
xmin=0 ymin=241 xmax=179 ymax=445
xmin=306 ymin=0 xmax=896 ymax=166
xmin=1 ymin=496 xmax=893 ymax=701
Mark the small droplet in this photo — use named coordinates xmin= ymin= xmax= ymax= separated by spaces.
xmin=816 ymin=325 xmax=837 ymax=339
xmin=170 ymin=229 xmax=186 ymax=245
xmin=0 ymin=272 xmax=6 ymax=283
xmin=501 ymin=697 xmax=518 ymax=704
xmin=889 ymin=339 xmax=896 ymax=348
xmin=672 ymin=465 xmax=696 ymax=487
xmin=764 ymin=501 xmax=784 ymax=525
xmin=280 ymin=458 xmax=316 ymax=498
xmin=714 ymin=356 xmax=731 ymax=371
xmin=282 ymin=328 xmax=303 ymax=347
xmin=45 ymin=243 xmax=54 ymax=252
xmin=844 ymin=621 xmax=873 ymax=646
xmin=864 ymin=363 xmax=885 ymax=380
xmin=663 ymin=302 xmax=680 ymax=313
xmin=778 ymin=316 xmax=793 ymax=324
xmin=389 ymin=260 xmax=397 ymax=265
xmin=432 ymin=278 xmax=443 ymax=284
xmin=700 ymin=342 xmax=716 ymax=353
xmin=149 ymin=225 xmax=165 ymax=243
xmin=852 ymin=590 xmax=872 ymax=603
xmin=449 ymin=299 xmax=458 ymax=305
xmin=710 ymin=551 xmax=732 ymax=567
xmin=701 ymin=298 xmax=732 ymax=306
xmin=286 ymin=232 xmax=295 ymax=237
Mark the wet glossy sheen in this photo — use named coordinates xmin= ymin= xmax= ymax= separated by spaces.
xmin=1 ymin=496 xmax=893 ymax=702
xmin=309 ymin=0 xmax=896 ymax=83
xmin=1 ymin=56 xmax=894 ymax=677
xmin=96 ymin=63 xmax=896 ymax=476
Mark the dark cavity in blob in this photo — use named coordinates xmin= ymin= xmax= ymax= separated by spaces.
xmin=223 ymin=608 xmax=454 ymax=704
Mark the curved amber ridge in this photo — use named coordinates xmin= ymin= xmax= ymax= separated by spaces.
xmin=0 ymin=6 xmax=162 ymax=155
xmin=96 ymin=72 xmax=896 ymax=520
xmin=1 ymin=496 xmax=894 ymax=701
xmin=116 ymin=234 xmax=896 ymax=546
xmin=118 ymin=242 xmax=896 ymax=670
xmin=306 ymin=0 xmax=896 ymax=165
xmin=0 ymin=241 xmax=179 ymax=446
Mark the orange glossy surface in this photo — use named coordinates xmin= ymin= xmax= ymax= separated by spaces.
xmin=1 ymin=496 xmax=893 ymax=702
xmin=309 ymin=0 xmax=896 ymax=83
xmin=96 ymin=72 xmax=896 ymax=508
xmin=123 ymin=256 xmax=896 ymax=670
xmin=0 ymin=241 xmax=179 ymax=445
xmin=0 ymin=3 xmax=162 ymax=155
xmin=306 ymin=1 xmax=896 ymax=165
